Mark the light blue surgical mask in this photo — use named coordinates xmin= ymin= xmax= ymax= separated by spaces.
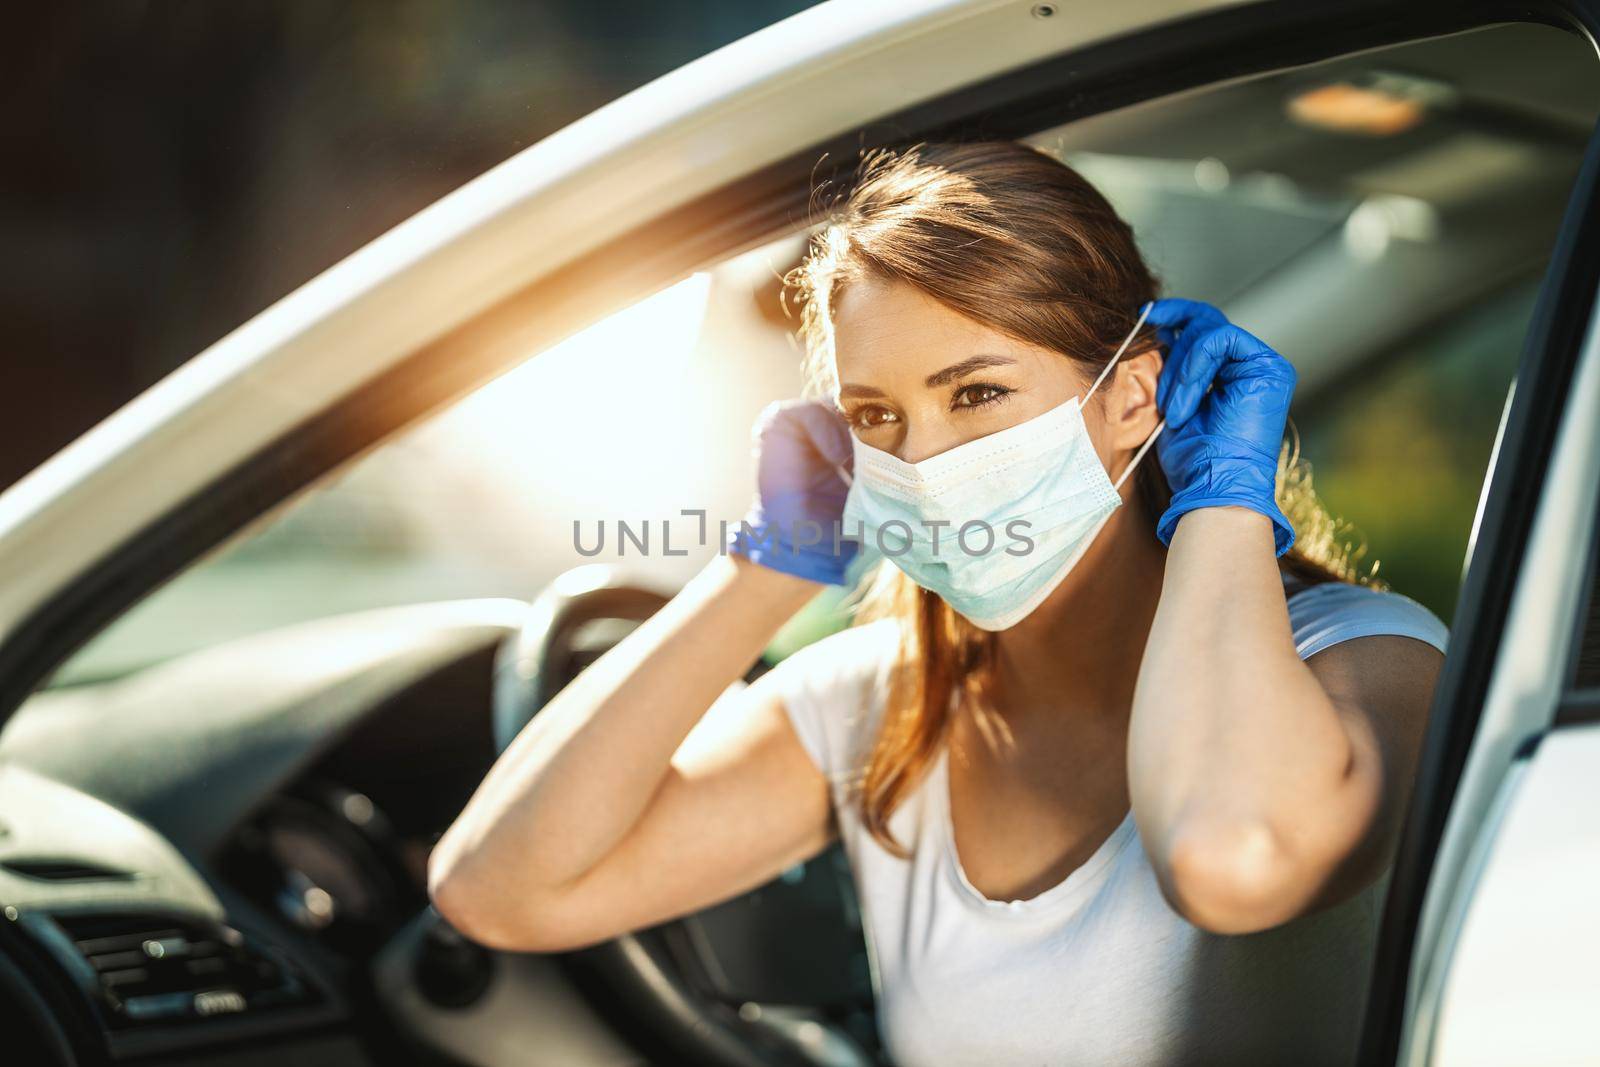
xmin=838 ymin=305 xmax=1162 ymax=630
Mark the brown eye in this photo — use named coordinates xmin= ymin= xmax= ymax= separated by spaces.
xmin=848 ymin=404 xmax=898 ymax=431
xmin=953 ymin=383 xmax=1013 ymax=410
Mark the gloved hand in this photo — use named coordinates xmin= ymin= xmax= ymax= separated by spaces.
xmin=728 ymin=399 xmax=860 ymax=585
xmin=1145 ymin=298 xmax=1296 ymax=556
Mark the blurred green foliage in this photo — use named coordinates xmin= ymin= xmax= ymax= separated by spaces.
xmin=1295 ymin=277 xmax=1540 ymax=623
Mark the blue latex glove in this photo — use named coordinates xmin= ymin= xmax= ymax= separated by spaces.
xmin=728 ymin=399 xmax=859 ymax=585
xmin=1145 ymin=298 xmax=1297 ymax=556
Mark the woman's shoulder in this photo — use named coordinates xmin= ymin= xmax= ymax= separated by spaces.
xmin=761 ymin=616 xmax=902 ymax=714
xmin=1282 ymin=575 xmax=1450 ymax=660
xmin=777 ymin=616 xmax=902 ymax=674
xmin=758 ymin=617 xmax=901 ymax=777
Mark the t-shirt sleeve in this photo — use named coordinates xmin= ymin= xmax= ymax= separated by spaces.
xmin=755 ymin=617 xmax=901 ymax=783
xmin=1286 ymin=580 xmax=1450 ymax=659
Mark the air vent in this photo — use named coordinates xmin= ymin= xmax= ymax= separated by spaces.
xmin=50 ymin=912 xmax=315 ymax=1027
xmin=1 ymin=858 xmax=134 ymax=882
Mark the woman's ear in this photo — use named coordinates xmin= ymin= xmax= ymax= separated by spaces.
xmin=1111 ymin=344 xmax=1163 ymax=448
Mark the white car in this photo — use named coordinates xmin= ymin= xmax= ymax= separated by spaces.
xmin=0 ymin=2 xmax=1597 ymax=1065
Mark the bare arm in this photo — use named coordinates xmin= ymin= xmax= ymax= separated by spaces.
xmin=1128 ymin=506 xmax=1444 ymax=934
xmin=428 ymin=554 xmax=836 ymax=952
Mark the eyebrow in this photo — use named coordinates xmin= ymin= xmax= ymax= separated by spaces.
xmin=838 ymin=353 xmax=1017 ymax=400
xmin=924 ymin=354 xmax=1016 ymax=387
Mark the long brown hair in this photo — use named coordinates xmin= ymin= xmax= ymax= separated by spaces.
xmin=784 ymin=140 xmax=1378 ymax=858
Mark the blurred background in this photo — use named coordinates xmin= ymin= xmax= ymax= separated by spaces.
xmin=8 ymin=11 xmax=1598 ymax=683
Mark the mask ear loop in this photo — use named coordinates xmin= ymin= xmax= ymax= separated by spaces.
xmin=1112 ymin=418 xmax=1165 ymax=492
xmin=1084 ymin=301 xmax=1153 ymax=404
xmin=828 ymin=387 xmax=857 ymax=487
xmin=1083 ymin=302 xmax=1163 ymax=493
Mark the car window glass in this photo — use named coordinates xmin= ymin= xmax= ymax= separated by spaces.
xmin=1574 ymin=480 xmax=1600 ymax=690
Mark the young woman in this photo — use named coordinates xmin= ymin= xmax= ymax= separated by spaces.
xmin=429 ymin=141 xmax=1449 ymax=1066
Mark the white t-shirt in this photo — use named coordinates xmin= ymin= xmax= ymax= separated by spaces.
xmin=769 ymin=573 xmax=1450 ymax=1067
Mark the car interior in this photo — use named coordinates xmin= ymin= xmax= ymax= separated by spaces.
xmin=0 ymin=18 xmax=1597 ymax=1067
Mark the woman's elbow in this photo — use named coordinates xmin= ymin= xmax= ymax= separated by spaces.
xmin=1155 ymin=817 xmax=1308 ymax=935
xmin=428 ymin=849 xmax=529 ymax=951
xmin=426 ymin=850 xmax=593 ymax=954
xmin=426 ymin=854 xmax=492 ymax=941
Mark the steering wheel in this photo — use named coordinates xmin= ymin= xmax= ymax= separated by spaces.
xmin=482 ymin=566 xmax=877 ymax=1067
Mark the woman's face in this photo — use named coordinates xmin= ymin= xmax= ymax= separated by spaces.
xmin=830 ymin=276 xmax=1161 ymax=469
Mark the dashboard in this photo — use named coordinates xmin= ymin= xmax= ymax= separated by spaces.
xmin=0 ymin=594 xmax=878 ymax=1067
xmin=218 ymin=641 xmax=504 ymax=960
xmin=0 ymin=599 xmax=521 ymax=1066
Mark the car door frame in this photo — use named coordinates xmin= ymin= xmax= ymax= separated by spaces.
xmin=1356 ymin=47 xmax=1600 ymax=1062
xmin=1 ymin=2 xmax=1598 ymax=1064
